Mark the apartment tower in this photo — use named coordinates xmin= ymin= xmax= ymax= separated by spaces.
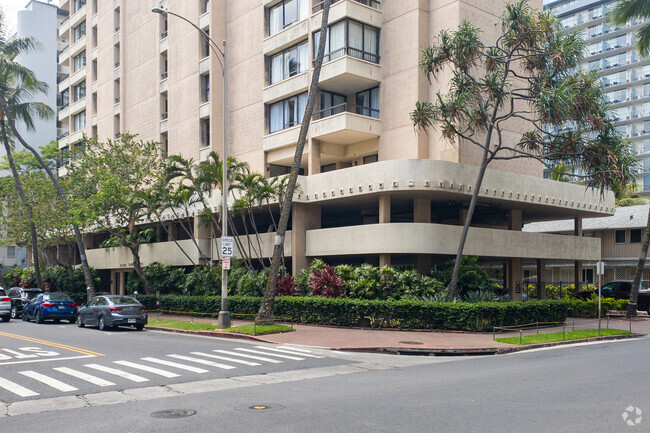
xmin=55 ymin=0 xmax=613 ymax=296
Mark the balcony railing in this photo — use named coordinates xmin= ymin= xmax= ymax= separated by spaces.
xmin=312 ymin=102 xmax=379 ymax=120
xmin=161 ymin=30 xmax=168 ymax=39
xmin=161 ymin=71 xmax=168 ymax=79
xmin=57 ymin=130 xmax=70 ymax=140
xmin=58 ymin=16 xmax=70 ymax=28
xmin=320 ymin=46 xmax=380 ymax=64
xmin=313 ymin=0 xmax=380 ymax=11
xmin=161 ymin=112 xmax=168 ymax=120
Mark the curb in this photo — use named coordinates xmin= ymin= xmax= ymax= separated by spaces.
xmin=494 ymin=332 xmax=644 ymax=354
xmin=145 ymin=326 xmax=273 ymax=343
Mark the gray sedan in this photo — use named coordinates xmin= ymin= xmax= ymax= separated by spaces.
xmin=77 ymin=295 xmax=147 ymax=331
xmin=0 ymin=288 xmax=10 ymax=322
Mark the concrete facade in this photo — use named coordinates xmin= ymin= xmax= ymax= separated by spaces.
xmin=55 ymin=0 xmax=615 ymax=296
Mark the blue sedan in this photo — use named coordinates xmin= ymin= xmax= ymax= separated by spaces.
xmin=22 ymin=293 xmax=78 ymax=324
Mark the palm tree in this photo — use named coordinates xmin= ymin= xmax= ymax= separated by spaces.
xmin=611 ymin=0 xmax=650 ymax=58
xmin=0 ymin=20 xmax=54 ymax=289
xmin=0 ymin=13 xmax=96 ymax=295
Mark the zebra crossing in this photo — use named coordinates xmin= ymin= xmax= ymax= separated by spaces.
xmin=0 ymin=345 xmax=325 ymax=400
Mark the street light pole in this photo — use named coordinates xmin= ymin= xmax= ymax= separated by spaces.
xmin=152 ymin=6 xmax=230 ymax=328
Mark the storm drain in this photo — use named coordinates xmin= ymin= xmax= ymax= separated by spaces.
xmin=150 ymin=409 xmax=197 ymax=419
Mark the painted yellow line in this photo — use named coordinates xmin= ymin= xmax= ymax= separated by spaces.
xmin=0 ymin=332 xmax=105 ymax=357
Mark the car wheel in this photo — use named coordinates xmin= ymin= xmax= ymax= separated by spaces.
xmin=69 ymin=317 xmax=76 ymax=324
xmin=35 ymin=310 xmax=43 ymax=324
xmin=10 ymin=306 xmax=17 ymax=319
xmin=1 ymin=316 xmax=9 ymax=322
xmin=76 ymin=315 xmax=85 ymax=328
xmin=98 ymin=316 xmax=107 ymax=331
xmin=135 ymin=324 xmax=144 ymax=331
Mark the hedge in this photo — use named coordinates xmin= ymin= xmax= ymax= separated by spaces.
xmin=564 ymin=298 xmax=628 ymax=318
xmin=139 ymin=295 xmax=569 ymax=332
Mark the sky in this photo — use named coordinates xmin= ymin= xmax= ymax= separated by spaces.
xmin=0 ymin=0 xmax=26 ymax=35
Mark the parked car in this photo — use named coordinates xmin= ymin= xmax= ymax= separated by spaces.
xmin=22 ymin=293 xmax=78 ymax=324
xmin=0 ymin=288 xmax=11 ymax=322
xmin=574 ymin=280 xmax=650 ymax=314
xmin=7 ymin=287 xmax=43 ymax=319
xmin=77 ymin=295 xmax=147 ymax=331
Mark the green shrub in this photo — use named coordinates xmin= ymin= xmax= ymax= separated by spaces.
xmin=148 ymin=295 xmax=568 ymax=332
xmin=464 ymin=290 xmax=500 ymax=303
xmin=564 ymin=297 xmax=628 ymax=317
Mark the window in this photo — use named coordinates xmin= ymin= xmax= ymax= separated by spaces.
xmin=73 ymin=111 xmax=86 ymax=131
xmin=320 ymin=91 xmax=346 ymax=118
xmin=631 ymin=229 xmax=642 ymax=243
xmin=74 ymin=0 xmax=86 ymax=12
xmin=321 ymin=163 xmax=336 ymax=172
xmin=73 ymin=51 xmax=86 ymax=72
xmin=201 ymin=74 xmax=210 ymax=102
xmin=363 ymin=154 xmax=378 ymax=164
xmin=202 ymin=30 xmax=210 ymax=58
xmin=269 ymin=92 xmax=307 ymax=133
xmin=73 ymin=81 xmax=86 ymax=102
xmin=201 ymin=0 xmax=210 ymax=14
xmin=7 ymin=246 xmax=15 ymax=259
xmin=587 ymin=24 xmax=601 ymax=38
xmin=59 ymin=88 xmax=69 ymax=108
xmin=356 ymin=87 xmax=379 ymax=118
xmin=314 ymin=19 xmax=380 ymax=64
xmin=269 ymin=41 xmax=308 ymax=84
xmin=615 ymin=229 xmax=626 ymax=244
xmin=73 ymin=22 xmax=86 ymax=42
xmin=269 ymin=0 xmax=308 ymax=36
xmin=269 ymin=164 xmax=304 ymax=177
xmin=201 ymin=118 xmax=210 ymax=147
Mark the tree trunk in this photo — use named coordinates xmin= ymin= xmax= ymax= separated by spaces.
xmin=256 ymin=0 xmax=333 ymax=324
xmin=0 ymin=97 xmax=96 ymax=295
xmin=627 ymin=207 xmax=650 ymax=318
xmin=129 ymin=245 xmax=150 ymax=295
xmin=446 ymin=152 xmax=490 ymax=298
xmin=0 ymin=121 xmax=42 ymax=289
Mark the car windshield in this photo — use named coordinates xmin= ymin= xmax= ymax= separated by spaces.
xmin=25 ymin=291 xmax=41 ymax=299
xmin=0 ymin=289 xmax=5 ymax=296
xmin=110 ymin=296 xmax=140 ymax=305
xmin=45 ymin=294 xmax=72 ymax=302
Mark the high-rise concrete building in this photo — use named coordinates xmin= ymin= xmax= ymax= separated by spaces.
xmin=55 ymin=0 xmax=614 ymax=296
xmin=546 ymin=0 xmax=650 ymax=192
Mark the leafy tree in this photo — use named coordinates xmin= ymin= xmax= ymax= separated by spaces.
xmin=411 ymin=1 xmax=637 ymax=297
xmin=68 ymin=134 xmax=166 ymax=294
xmin=611 ymin=0 xmax=650 ymax=58
xmin=257 ymin=0 xmax=334 ymax=323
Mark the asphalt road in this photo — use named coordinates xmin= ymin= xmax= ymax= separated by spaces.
xmin=1 ymin=320 xmax=648 ymax=432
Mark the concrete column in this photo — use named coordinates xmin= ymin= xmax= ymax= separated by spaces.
xmin=508 ymin=209 xmax=523 ymax=231
xmin=414 ymin=199 xmax=431 ymax=274
xmin=574 ymin=217 xmax=583 ymax=290
xmin=194 ymin=217 xmax=211 ymax=262
xmin=536 ymin=259 xmax=546 ymax=299
xmin=308 ymin=139 xmax=320 ymax=175
xmin=379 ymin=195 xmax=391 ymax=268
xmin=291 ymin=203 xmax=321 ymax=274
xmin=459 ymin=208 xmax=468 ymax=225
xmin=508 ymin=258 xmax=523 ymax=301
xmin=119 ymin=271 xmax=126 ymax=295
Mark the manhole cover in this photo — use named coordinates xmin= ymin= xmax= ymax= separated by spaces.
xmin=150 ymin=409 xmax=197 ymax=419
xmin=234 ymin=404 xmax=285 ymax=412
xmin=398 ymin=341 xmax=424 ymax=345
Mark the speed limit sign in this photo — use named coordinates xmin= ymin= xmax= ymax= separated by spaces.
xmin=221 ymin=236 xmax=234 ymax=257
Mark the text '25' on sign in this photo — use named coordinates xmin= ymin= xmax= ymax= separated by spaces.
xmin=221 ymin=236 xmax=234 ymax=257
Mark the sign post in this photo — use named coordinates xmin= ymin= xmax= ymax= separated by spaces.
xmin=597 ymin=260 xmax=604 ymax=336
xmin=219 ymin=236 xmax=234 ymax=328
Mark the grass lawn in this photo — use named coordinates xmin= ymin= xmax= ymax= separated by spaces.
xmin=148 ymin=318 xmax=293 ymax=335
xmin=495 ymin=328 xmax=631 ymax=345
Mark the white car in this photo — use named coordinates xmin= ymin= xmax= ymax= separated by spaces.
xmin=0 ymin=288 xmax=10 ymax=322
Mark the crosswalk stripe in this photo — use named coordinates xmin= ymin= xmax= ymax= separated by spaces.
xmin=235 ymin=348 xmax=304 ymax=361
xmin=54 ymin=367 xmax=115 ymax=387
xmin=19 ymin=371 xmax=78 ymax=392
xmin=212 ymin=349 xmax=283 ymax=364
xmin=85 ymin=364 xmax=149 ymax=383
xmin=254 ymin=346 xmax=324 ymax=358
xmin=141 ymin=357 xmax=209 ymax=373
xmin=190 ymin=351 xmax=261 ymax=366
xmin=114 ymin=361 xmax=180 ymax=378
xmin=167 ymin=354 xmax=236 ymax=370
xmin=278 ymin=346 xmax=315 ymax=354
xmin=0 ymin=377 xmax=39 ymax=397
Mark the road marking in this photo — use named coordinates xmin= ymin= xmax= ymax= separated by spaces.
xmin=0 ymin=377 xmax=39 ymax=397
xmin=19 ymin=371 xmax=78 ymax=392
xmin=0 ymin=355 xmax=94 ymax=367
xmin=85 ymin=364 xmax=149 ymax=383
xmin=254 ymin=346 xmax=324 ymax=358
xmin=190 ymin=351 xmax=261 ymax=366
xmin=213 ymin=349 xmax=282 ymax=364
xmin=0 ymin=332 xmax=104 ymax=357
xmin=114 ymin=361 xmax=180 ymax=378
xmin=279 ymin=346 xmax=317 ymax=354
xmin=235 ymin=348 xmax=304 ymax=360
xmin=141 ymin=357 xmax=209 ymax=373
xmin=167 ymin=354 xmax=236 ymax=370
xmin=53 ymin=367 xmax=115 ymax=387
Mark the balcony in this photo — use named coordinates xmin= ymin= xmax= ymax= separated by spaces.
xmin=58 ymin=16 xmax=70 ymax=38
xmin=199 ymin=146 xmax=211 ymax=163
xmin=113 ymin=100 xmax=121 ymax=116
xmin=199 ymin=102 xmax=210 ymax=119
xmin=57 ymin=105 xmax=70 ymax=122
xmin=263 ymin=125 xmax=301 ymax=152
xmin=199 ymin=57 xmax=210 ymax=74
xmin=69 ymin=35 xmax=86 ymax=58
xmin=198 ymin=10 xmax=210 ymax=29
xmin=263 ymin=19 xmax=308 ymax=56
xmin=91 ymin=47 xmax=98 ymax=60
xmin=312 ymin=0 xmax=382 ymax=30
xmin=58 ymin=76 xmax=70 ymax=93
xmin=57 ymin=128 xmax=70 ymax=140
xmin=86 ymin=239 xmax=212 ymax=269
xmin=263 ymin=72 xmax=309 ymax=104
xmin=318 ymin=54 xmax=381 ymax=94
xmin=113 ymin=64 xmax=121 ymax=80
xmin=68 ymin=129 xmax=84 ymax=145
xmin=69 ymin=5 xmax=86 ymax=29
xmin=160 ymin=35 xmax=168 ymax=53
xmin=69 ymin=97 xmax=86 ymax=116
xmin=91 ymin=13 xmax=98 ymax=27
xmin=311 ymin=103 xmax=380 ymax=145
xmin=113 ymin=28 xmax=120 ymax=45
xmin=160 ymin=118 xmax=168 ymax=133
xmin=91 ymin=80 xmax=98 ymax=93
xmin=69 ymin=66 xmax=86 ymax=87
xmin=114 ymin=0 xmax=120 ymax=8
xmin=160 ymin=76 xmax=168 ymax=93
xmin=91 ymin=114 xmax=97 ymax=126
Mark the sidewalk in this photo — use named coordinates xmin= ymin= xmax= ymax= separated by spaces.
xmin=150 ymin=313 xmax=648 ymax=355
